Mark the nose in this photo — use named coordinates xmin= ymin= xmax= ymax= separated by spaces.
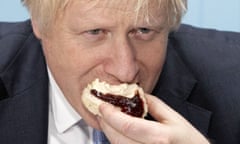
xmin=103 ymin=37 xmax=139 ymax=83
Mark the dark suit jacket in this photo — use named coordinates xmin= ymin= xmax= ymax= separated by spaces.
xmin=0 ymin=20 xmax=240 ymax=144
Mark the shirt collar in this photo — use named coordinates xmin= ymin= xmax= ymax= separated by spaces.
xmin=48 ymin=68 xmax=82 ymax=133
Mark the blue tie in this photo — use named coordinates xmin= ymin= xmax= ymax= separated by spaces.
xmin=93 ymin=129 xmax=110 ymax=144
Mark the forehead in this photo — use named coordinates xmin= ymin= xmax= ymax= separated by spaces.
xmin=66 ymin=0 xmax=166 ymax=24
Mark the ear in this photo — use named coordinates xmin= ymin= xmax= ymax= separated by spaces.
xmin=31 ymin=19 xmax=42 ymax=39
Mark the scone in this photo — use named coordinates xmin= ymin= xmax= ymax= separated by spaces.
xmin=82 ymin=79 xmax=148 ymax=118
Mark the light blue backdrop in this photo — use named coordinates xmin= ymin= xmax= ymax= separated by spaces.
xmin=182 ymin=0 xmax=240 ymax=32
xmin=1 ymin=0 xmax=240 ymax=32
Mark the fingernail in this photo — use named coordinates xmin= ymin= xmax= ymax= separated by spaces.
xmin=100 ymin=102 xmax=111 ymax=110
xmin=99 ymin=103 xmax=113 ymax=116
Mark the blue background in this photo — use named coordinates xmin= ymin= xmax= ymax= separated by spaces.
xmin=1 ymin=0 xmax=240 ymax=32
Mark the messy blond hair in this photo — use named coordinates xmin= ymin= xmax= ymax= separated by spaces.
xmin=21 ymin=0 xmax=187 ymax=34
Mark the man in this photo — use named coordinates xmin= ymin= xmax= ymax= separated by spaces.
xmin=0 ymin=0 xmax=239 ymax=143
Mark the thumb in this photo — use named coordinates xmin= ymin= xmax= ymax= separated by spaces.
xmin=146 ymin=94 xmax=178 ymax=122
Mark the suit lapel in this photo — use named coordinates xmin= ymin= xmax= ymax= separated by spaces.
xmin=152 ymin=40 xmax=212 ymax=136
xmin=0 ymin=33 xmax=49 ymax=144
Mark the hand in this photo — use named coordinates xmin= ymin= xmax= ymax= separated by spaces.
xmin=97 ymin=94 xmax=210 ymax=144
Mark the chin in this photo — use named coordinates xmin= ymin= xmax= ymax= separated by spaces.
xmin=80 ymin=104 xmax=102 ymax=129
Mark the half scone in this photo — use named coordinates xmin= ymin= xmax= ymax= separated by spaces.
xmin=82 ymin=79 xmax=148 ymax=118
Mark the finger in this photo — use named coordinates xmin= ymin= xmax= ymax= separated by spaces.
xmin=98 ymin=116 xmax=140 ymax=144
xmin=99 ymin=103 xmax=170 ymax=144
xmin=146 ymin=94 xmax=181 ymax=122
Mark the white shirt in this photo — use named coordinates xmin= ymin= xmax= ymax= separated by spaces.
xmin=47 ymin=69 xmax=94 ymax=144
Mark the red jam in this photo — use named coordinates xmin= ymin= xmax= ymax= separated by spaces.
xmin=90 ymin=89 xmax=144 ymax=117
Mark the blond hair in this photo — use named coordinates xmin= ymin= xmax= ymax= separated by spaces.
xmin=21 ymin=0 xmax=187 ymax=34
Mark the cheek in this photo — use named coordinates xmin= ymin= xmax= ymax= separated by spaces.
xmin=43 ymin=38 xmax=93 ymax=75
xmin=138 ymin=44 xmax=167 ymax=92
xmin=42 ymin=39 xmax=100 ymax=99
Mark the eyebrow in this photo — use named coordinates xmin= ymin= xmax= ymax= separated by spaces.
xmin=69 ymin=6 xmax=166 ymax=31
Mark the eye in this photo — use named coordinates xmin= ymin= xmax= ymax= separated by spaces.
xmin=131 ymin=27 xmax=156 ymax=41
xmin=83 ymin=29 xmax=107 ymax=41
xmin=137 ymin=27 xmax=151 ymax=34
xmin=87 ymin=29 xmax=104 ymax=35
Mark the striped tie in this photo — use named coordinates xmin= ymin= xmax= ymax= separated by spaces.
xmin=93 ymin=129 xmax=110 ymax=144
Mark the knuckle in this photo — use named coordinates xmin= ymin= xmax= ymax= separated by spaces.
xmin=112 ymin=138 xmax=122 ymax=144
xmin=149 ymin=131 xmax=171 ymax=144
xmin=121 ymin=119 xmax=134 ymax=134
xmin=149 ymin=137 xmax=169 ymax=144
